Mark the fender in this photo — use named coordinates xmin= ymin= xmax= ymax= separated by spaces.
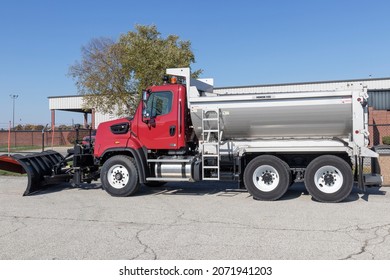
xmin=99 ymin=147 xmax=148 ymax=183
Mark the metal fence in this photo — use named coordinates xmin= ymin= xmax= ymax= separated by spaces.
xmin=0 ymin=129 xmax=90 ymax=153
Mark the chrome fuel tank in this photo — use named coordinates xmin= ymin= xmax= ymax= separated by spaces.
xmin=189 ymin=91 xmax=353 ymax=140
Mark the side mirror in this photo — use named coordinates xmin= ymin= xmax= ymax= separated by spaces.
xmin=141 ymin=90 xmax=155 ymax=126
xmin=142 ymin=91 xmax=148 ymax=102
xmin=142 ymin=107 xmax=151 ymax=124
xmin=142 ymin=91 xmax=149 ymax=123
xmin=142 ymin=109 xmax=155 ymax=126
xmin=142 ymin=109 xmax=150 ymax=119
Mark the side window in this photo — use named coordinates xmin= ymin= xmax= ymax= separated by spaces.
xmin=146 ymin=91 xmax=173 ymax=117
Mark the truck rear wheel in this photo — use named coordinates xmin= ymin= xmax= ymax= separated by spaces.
xmin=243 ymin=155 xmax=290 ymax=201
xmin=100 ymin=155 xmax=140 ymax=197
xmin=304 ymin=155 xmax=353 ymax=202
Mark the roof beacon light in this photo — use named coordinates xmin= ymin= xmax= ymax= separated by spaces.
xmin=170 ymin=76 xmax=177 ymax=84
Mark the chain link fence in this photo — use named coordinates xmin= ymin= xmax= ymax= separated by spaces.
xmin=0 ymin=129 xmax=91 ymax=153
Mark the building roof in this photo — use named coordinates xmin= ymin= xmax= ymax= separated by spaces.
xmin=215 ymin=76 xmax=390 ymax=90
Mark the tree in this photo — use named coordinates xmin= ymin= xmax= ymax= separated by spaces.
xmin=23 ymin=124 xmax=34 ymax=131
xmin=35 ymin=125 xmax=44 ymax=131
xmin=69 ymin=25 xmax=201 ymax=116
xmin=69 ymin=37 xmax=135 ymax=116
xmin=119 ymin=25 xmax=202 ymax=92
xmin=57 ymin=124 xmax=73 ymax=130
xmin=14 ymin=124 xmax=23 ymax=131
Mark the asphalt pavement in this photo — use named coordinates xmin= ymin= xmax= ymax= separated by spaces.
xmin=0 ymin=176 xmax=389 ymax=260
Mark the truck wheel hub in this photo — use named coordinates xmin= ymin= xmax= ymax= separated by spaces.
xmin=252 ymin=165 xmax=280 ymax=192
xmin=107 ymin=164 xmax=130 ymax=189
xmin=115 ymin=172 xmax=123 ymax=181
xmin=262 ymin=172 xmax=274 ymax=184
xmin=314 ymin=165 xmax=343 ymax=194
xmin=323 ymin=174 xmax=335 ymax=185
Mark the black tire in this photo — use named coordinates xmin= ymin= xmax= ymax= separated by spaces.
xmin=100 ymin=155 xmax=140 ymax=197
xmin=282 ymin=160 xmax=293 ymax=187
xmin=144 ymin=181 xmax=167 ymax=188
xmin=243 ymin=155 xmax=290 ymax=201
xmin=304 ymin=155 xmax=353 ymax=203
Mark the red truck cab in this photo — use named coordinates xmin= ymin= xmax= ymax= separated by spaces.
xmin=94 ymin=82 xmax=190 ymax=158
xmin=92 ymin=77 xmax=198 ymax=197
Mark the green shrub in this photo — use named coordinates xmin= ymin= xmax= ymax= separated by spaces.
xmin=382 ymin=136 xmax=390 ymax=145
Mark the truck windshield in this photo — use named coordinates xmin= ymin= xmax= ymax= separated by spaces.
xmin=145 ymin=91 xmax=173 ymax=117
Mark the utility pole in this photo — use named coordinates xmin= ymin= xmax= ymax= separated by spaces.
xmin=9 ymin=94 xmax=19 ymax=130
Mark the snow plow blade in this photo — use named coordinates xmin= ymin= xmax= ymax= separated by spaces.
xmin=0 ymin=151 xmax=65 ymax=196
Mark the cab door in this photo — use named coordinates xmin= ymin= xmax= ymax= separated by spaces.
xmin=137 ymin=89 xmax=179 ymax=150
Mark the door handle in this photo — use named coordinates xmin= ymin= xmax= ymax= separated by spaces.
xmin=169 ymin=125 xmax=176 ymax=136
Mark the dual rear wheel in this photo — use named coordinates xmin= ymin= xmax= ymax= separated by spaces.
xmin=243 ymin=155 xmax=353 ymax=202
xmin=244 ymin=155 xmax=291 ymax=201
xmin=304 ymin=155 xmax=353 ymax=202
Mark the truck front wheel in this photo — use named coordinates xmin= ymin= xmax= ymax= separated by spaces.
xmin=100 ymin=155 xmax=140 ymax=197
xmin=304 ymin=155 xmax=353 ymax=202
xmin=243 ymin=155 xmax=291 ymax=201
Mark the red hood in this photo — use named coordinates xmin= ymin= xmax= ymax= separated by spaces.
xmin=94 ymin=117 xmax=133 ymax=157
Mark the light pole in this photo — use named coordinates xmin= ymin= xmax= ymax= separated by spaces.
xmin=9 ymin=94 xmax=18 ymax=130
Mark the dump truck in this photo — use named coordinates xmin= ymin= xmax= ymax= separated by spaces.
xmin=0 ymin=68 xmax=382 ymax=202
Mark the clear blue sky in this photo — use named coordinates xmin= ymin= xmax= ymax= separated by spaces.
xmin=1 ymin=0 xmax=389 ymax=127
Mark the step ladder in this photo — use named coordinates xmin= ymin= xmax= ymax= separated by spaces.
xmin=201 ymin=109 xmax=221 ymax=180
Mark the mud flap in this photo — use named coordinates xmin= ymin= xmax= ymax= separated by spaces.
xmin=0 ymin=150 xmax=65 ymax=195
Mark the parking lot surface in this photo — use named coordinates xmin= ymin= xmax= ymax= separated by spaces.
xmin=0 ymin=176 xmax=389 ymax=260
